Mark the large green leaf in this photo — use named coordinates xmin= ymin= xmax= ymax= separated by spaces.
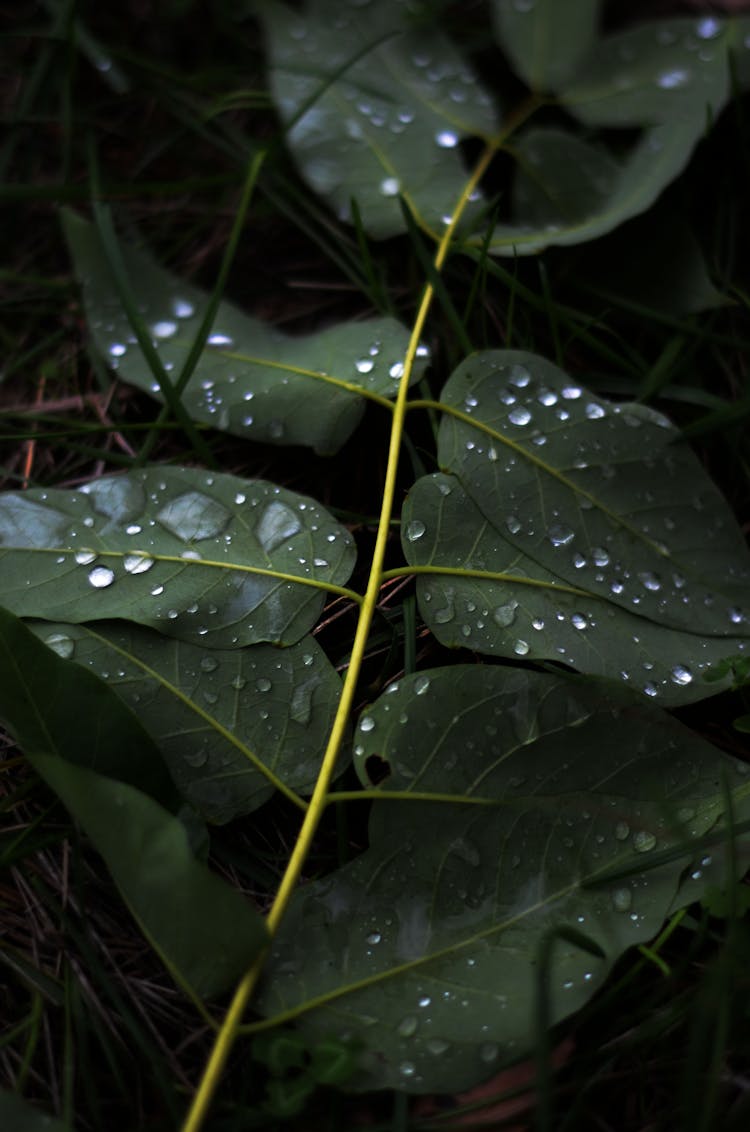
xmin=29 ymin=620 xmax=342 ymax=823
xmin=401 ymin=351 xmax=750 ymax=704
xmin=486 ymin=16 xmax=733 ymax=255
xmin=488 ymin=116 xmax=707 ymax=255
xmin=30 ymin=753 xmax=268 ymax=998
xmin=0 ymin=466 xmax=355 ymax=648
xmin=0 ymin=607 xmax=266 ymax=998
xmin=62 ymin=210 xmax=425 ymax=455
xmin=258 ymin=667 xmax=750 ymax=1092
xmin=0 ymin=607 xmax=175 ymax=806
xmin=491 ymin=0 xmax=602 ymax=91
xmin=558 ymin=18 xmax=730 ymax=128
xmin=259 ymin=0 xmax=499 ymax=239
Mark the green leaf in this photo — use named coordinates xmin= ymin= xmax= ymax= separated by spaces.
xmin=0 ymin=1090 xmax=71 ymax=1132
xmin=488 ymin=118 xmax=707 ymax=255
xmin=0 ymin=607 xmax=175 ymax=806
xmin=0 ymin=466 xmax=356 ymax=648
xmin=28 ymin=621 xmax=343 ymax=823
xmin=62 ymin=210 xmax=425 ymax=455
xmin=257 ymin=667 xmax=750 ymax=1093
xmin=491 ymin=0 xmax=602 ymax=92
xmin=259 ymin=0 xmax=499 ymax=239
xmin=558 ymin=18 xmax=730 ymax=128
xmin=28 ymin=753 xmax=268 ymax=998
xmin=401 ymin=350 xmax=750 ymax=704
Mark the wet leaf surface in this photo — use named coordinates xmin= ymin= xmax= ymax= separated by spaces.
xmin=258 ymin=666 xmax=750 ymax=1092
xmin=29 ymin=621 xmax=342 ymax=823
xmin=0 ymin=467 xmax=356 ymax=648
xmin=402 ymin=351 xmax=750 ymax=704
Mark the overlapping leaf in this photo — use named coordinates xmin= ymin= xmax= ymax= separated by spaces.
xmin=401 ymin=350 xmax=750 ymax=705
xmin=62 ymin=211 xmax=426 ymax=455
xmin=258 ymin=667 xmax=750 ymax=1092
xmin=491 ymin=0 xmax=602 ymax=92
xmin=29 ymin=621 xmax=342 ymax=823
xmin=259 ymin=0 xmax=499 ymax=239
xmin=0 ymin=609 xmax=267 ymax=998
xmin=0 ymin=466 xmax=356 ymax=648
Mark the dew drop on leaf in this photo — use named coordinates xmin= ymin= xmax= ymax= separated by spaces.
xmin=44 ymin=632 xmax=75 ymax=659
xmin=633 ymin=830 xmax=656 ymax=853
xmin=151 ymin=320 xmax=177 ymax=339
xmin=397 ymin=1016 xmax=418 ymax=1037
xmin=75 ymin=549 xmax=97 ymax=566
xmin=157 ymin=491 xmax=231 ymax=542
xmin=414 ymin=674 xmax=431 ymax=695
xmin=256 ymin=677 xmax=272 ymax=692
xmin=88 ymin=565 xmax=115 ymax=588
xmin=514 ymin=639 xmax=529 ymax=655
xmin=435 ymin=130 xmax=458 ymax=148
xmin=172 ymin=298 xmax=195 ymax=318
xmin=615 ymin=821 xmax=630 ymax=841
xmin=255 ymin=501 xmax=302 ymax=552
xmin=200 ymin=656 xmax=219 ymax=672
xmin=611 ymin=887 xmax=632 ymax=912
xmin=493 ymin=601 xmax=517 ymax=628
xmin=508 ymin=406 xmax=532 ymax=426
xmin=123 ymin=553 xmax=154 ymax=574
xmin=405 ymin=519 xmax=426 ymax=542
xmin=670 ymin=665 xmax=693 ymax=686
xmin=359 ymin=716 xmax=375 ymax=733
xmin=548 ymin=523 xmax=574 ymax=547
xmin=479 ymin=1042 xmax=499 ymax=1063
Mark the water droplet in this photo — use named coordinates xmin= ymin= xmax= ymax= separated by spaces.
xmin=75 ymin=549 xmax=97 ymax=566
xmin=397 ymin=1015 xmax=418 ymax=1037
xmin=696 ymin=17 xmax=722 ymax=39
xmin=405 ymin=519 xmax=426 ymax=542
xmin=538 ymin=388 xmax=557 ymax=406
xmin=531 ymin=616 xmax=544 ymax=631
xmin=366 ymin=931 xmax=381 ymax=945
xmin=638 ymin=571 xmax=661 ymax=592
xmin=389 ymin=362 xmax=404 ymax=379
xmin=45 ymin=632 xmax=75 ymax=659
xmin=255 ymin=501 xmax=302 ymax=552
xmin=434 ymin=601 xmax=455 ymax=624
xmin=123 ymin=553 xmax=154 ymax=574
xmin=355 ymin=357 xmax=374 ymax=374
xmin=200 ymin=656 xmax=219 ymax=673
xmin=207 ymin=332 xmax=233 ymax=348
xmin=380 ymin=176 xmax=400 ymax=196
xmin=615 ymin=821 xmax=630 ymax=841
xmin=514 ymin=639 xmax=529 ymax=656
xmin=643 ymin=682 xmax=658 ymax=697
xmin=418 ymin=995 xmax=431 ymax=1008
xmin=633 ymin=830 xmax=656 ymax=853
xmin=151 ymin=320 xmax=177 ymax=339
xmin=585 ymin=402 xmax=605 ymax=419
xmin=256 ymin=677 xmax=272 ymax=692
xmin=657 ymin=68 xmax=690 ymax=89
xmin=426 ymin=1038 xmax=450 ymax=1055
xmin=612 ymin=887 xmax=632 ymax=912
xmin=157 ymin=491 xmax=231 ymax=542
xmin=571 ymin=613 xmax=588 ymax=630
xmin=479 ymin=1042 xmax=499 ymax=1063
xmin=493 ymin=601 xmax=517 ymax=628
xmin=561 ymin=385 xmax=581 ymax=400
xmin=435 ymin=129 xmax=458 ymax=148
xmin=414 ymin=674 xmax=431 ymax=695
xmin=592 ymin=547 xmax=610 ymax=567
xmin=359 ymin=716 xmax=375 ymax=732
xmin=399 ymin=1061 xmax=416 ymax=1078
xmin=670 ymin=665 xmax=693 ymax=686
xmin=109 ymin=342 xmax=127 ymax=357
xmin=505 ymin=515 xmax=522 ymax=535
xmin=548 ymin=523 xmax=574 ymax=547
xmin=88 ymin=565 xmax=114 ymax=588
xmin=508 ymin=406 xmax=532 ymax=426
xmin=173 ymin=298 xmax=195 ymax=319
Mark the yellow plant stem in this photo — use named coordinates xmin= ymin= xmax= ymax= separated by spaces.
xmin=180 ymin=140 xmax=498 ymax=1132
